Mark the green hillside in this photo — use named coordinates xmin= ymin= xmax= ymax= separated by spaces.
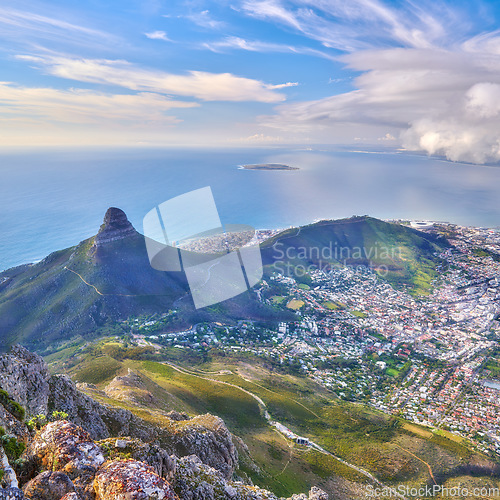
xmin=0 ymin=211 xmax=449 ymax=351
xmin=261 ymin=216 xmax=449 ymax=295
xmin=49 ymin=341 xmax=500 ymax=500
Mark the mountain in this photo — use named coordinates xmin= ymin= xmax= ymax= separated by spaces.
xmin=260 ymin=216 xmax=449 ymax=294
xmin=0 ymin=208 xmax=281 ymax=351
xmin=0 ymin=208 xmax=190 ymax=351
xmin=0 ymin=210 xmax=449 ymax=351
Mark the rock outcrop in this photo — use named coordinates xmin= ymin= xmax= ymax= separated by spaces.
xmin=97 ymin=438 xmax=176 ymax=480
xmin=289 ymin=487 xmax=329 ymax=500
xmin=0 ymin=346 xmax=49 ymax=417
xmin=94 ymin=460 xmax=175 ymax=500
xmin=27 ymin=421 xmax=105 ymax=475
xmin=173 ymin=455 xmax=279 ymax=500
xmin=93 ymin=208 xmax=137 ymax=247
xmin=23 ymin=471 xmax=75 ymax=500
xmin=0 ymin=346 xmax=327 ymax=500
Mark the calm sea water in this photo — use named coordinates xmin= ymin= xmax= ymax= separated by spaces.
xmin=1 ymin=147 xmax=499 ymax=271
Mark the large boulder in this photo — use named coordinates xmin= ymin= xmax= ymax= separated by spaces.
xmin=93 ymin=460 xmax=175 ymax=500
xmin=23 ymin=471 xmax=75 ymax=500
xmin=27 ymin=421 xmax=104 ymax=478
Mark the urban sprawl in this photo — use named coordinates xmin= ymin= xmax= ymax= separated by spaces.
xmin=131 ymin=222 xmax=500 ymax=457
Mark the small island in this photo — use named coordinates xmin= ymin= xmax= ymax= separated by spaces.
xmin=241 ymin=163 xmax=299 ymax=171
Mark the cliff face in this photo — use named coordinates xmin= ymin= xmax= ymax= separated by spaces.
xmin=0 ymin=345 xmax=50 ymax=418
xmin=0 ymin=346 xmax=327 ymax=500
xmin=92 ymin=208 xmax=137 ymax=248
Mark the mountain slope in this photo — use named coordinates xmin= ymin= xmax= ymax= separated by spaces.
xmin=260 ymin=216 xmax=449 ymax=294
xmin=0 ymin=211 xmax=449 ymax=351
xmin=0 ymin=208 xmax=190 ymax=350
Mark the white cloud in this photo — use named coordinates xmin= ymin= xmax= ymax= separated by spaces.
xmin=0 ymin=7 xmax=118 ymax=48
xmin=16 ymin=54 xmax=291 ymax=102
xmin=203 ymin=36 xmax=337 ymax=61
xmin=239 ymin=133 xmax=284 ymax=142
xmin=240 ymin=0 xmax=451 ymax=52
xmin=378 ymin=133 xmax=396 ymax=141
xmin=267 ymin=82 xmax=298 ymax=89
xmin=241 ymin=1 xmax=302 ymax=31
xmin=261 ymin=43 xmax=500 ymax=163
xmin=241 ymin=0 xmax=500 ymax=164
xmin=181 ymin=10 xmax=225 ymax=29
xmin=145 ymin=31 xmax=171 ymax=41
xmin=0 ymin=82 xmax=196 ymax=124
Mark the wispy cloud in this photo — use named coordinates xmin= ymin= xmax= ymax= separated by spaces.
xmin=240 ymin=0 xmax=452 ymax=51
xmin=0 ymin=8 xmax=118 ymax=49
xmin=203 ymin=36 xmax=338 ymax=61
xmin=16 ymin=54 xmax=292 ymax=102
xmin=241 ymin=0 xmax=302 ymax=30
xmin=176 ymin=10 xmax=225 ymax=30
xmin=144 ymin=31 xmax=171 ymax=41
xmin=0 ymin=82 xmax=196 ymax=124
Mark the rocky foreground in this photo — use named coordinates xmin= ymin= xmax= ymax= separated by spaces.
xmin=0 ymin=346 xmax=327 ymax=500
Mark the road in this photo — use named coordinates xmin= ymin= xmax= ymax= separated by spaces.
xmin=163 ymin=361 xmax=407 ymax=499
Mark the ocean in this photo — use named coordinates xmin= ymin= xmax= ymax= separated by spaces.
xmin=1 ymin=146 xmax=499 ymax=271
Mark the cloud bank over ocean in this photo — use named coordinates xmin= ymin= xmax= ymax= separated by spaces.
xmin=1 ymin=0 xmax=500 ymax=162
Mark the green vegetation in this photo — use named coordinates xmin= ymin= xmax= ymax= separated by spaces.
xmin=472 ymin=248 xmax=500 ymax=262
xmin=261 ymin=216 xmax=449 ymax=297
xmin=74 ymin=355 xmax=122 ymax=385
xmin=27 ymin=414 xmax=47 ymax=431
xmin=351 ymin=310 xmax=367 ymax=318
xmin=0 ymin=389 xmax=25 ymax=421
xmin=44 ymin=340 xmax=500 ymax=499
xmin=485 ymin=358 xmax=500 ymax=379
xmin=0 ymin=430 xmax=26 ymax=462
xmin=27 ymin=410 xmax=69 ymax=431
xmin=323 ymin=301 xmax=344 ymax=310
xmin=271 ymin=296 xmax=286 ymax=305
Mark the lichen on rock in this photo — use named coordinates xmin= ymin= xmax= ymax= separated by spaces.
xmin=94 ymin=459 xmax=175 ymax=500
xmin=27 ymin=421 xmax=104 ymax=477
xmin=23 ymin=471 xmax=75 ymax=500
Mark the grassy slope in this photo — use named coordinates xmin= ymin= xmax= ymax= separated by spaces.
xmin=261 ymin=216 xmax=449 ymax=295
xmin=51 ymin=345 xmax=500 ymax=500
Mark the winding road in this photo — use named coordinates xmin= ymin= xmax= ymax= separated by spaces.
xmin=163 ymin=361 xmax=407 ymax=499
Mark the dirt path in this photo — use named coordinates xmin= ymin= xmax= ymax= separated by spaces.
xmin=394 ymin=444 xmax=437 ymax=485
xmin=164 ymin=361 xmax=406 ymax=499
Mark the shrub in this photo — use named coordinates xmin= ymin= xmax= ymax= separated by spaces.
xmin=50 ymin=411 xmax=68 ymax=421
xmin=0 ymin=389 xmax=25 ymax=421
xmin=1 ymin=434 xmax=26 ymax=461
xmin=27 ymin=414 xmax=47 ymax=431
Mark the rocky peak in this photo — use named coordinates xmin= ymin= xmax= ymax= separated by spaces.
xmin=94 ymin=208 xmax=137 ymax=246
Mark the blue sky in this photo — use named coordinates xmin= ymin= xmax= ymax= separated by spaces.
xmin=2 ymin=0 xmax=500 ymax=162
